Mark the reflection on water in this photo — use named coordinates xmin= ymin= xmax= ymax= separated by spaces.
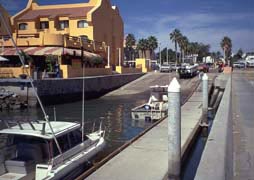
xmin=0 ymin=91 xmax=153 ymax=161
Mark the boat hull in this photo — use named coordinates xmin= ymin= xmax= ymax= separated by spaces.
xmin=131 ymin=103 xmax=168 ymax=121
xmin=131 ymin=110 xmax=167 ymax=121
xmin=36 ymin=137 xmax=105 ymax=180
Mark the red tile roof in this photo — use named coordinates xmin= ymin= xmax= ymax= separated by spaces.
xmin=18 ymin=6 xmax=94 ymax=20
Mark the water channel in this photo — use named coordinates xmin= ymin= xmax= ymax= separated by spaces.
xmin=0 ymin=77 xmax=200 ymax=179
xmin=0 ymin=90 xmax=153 ymax=161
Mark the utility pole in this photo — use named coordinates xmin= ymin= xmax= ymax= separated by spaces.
xmin=159 ymin=44 xmax=161 ymax=66
xmin=166 ymin=47 xmax=169 ymax=64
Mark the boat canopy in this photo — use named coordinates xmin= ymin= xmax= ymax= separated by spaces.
xmin=0 ymin=121 xmax=80 ymax=139
xmin=149 ymin=85 xmax=168 ymax=92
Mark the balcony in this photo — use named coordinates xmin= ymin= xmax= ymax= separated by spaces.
xmin=94 ymin=41 xmax=106 ymax=52
xmin=16 ymin=34 xmax=42 ymax=46
xmin=65 ymin=35 xmax=82 ymax=49
xmin=1 ymin=32 xmax=106 ymax=54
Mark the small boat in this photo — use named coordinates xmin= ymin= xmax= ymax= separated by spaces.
xmin=131 ymin=85 xmax=168 ymax=121
xmin=0 ymin=88 xmax=14 ymax=100
xmin=0 ymin=120 xmax=105 ymax=180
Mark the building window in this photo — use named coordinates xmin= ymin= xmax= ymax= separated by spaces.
xmin=77 ymin=20 xmax=88 ymax=28
xmin=59 ymin=20 xmax=69 ymax=29
xmin=40 ymin=21 xmax=49 ymax=29
xmin=19 ymin=23 xmax=28 ymax=30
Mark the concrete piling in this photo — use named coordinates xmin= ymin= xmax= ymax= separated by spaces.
xmin=201 ymin=73 xmax=208 ymax=136
xmin=168 ymin=77 xmax=181 ymax=180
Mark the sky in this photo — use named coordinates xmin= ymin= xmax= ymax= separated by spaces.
xmin=1 ymin=0 xmax=254 ymax=53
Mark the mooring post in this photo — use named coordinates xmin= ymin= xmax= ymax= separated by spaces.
xmin=201 ymin=73 xmax=209 ymax=136
xmin=168 ymin=77 xmax=181 ymax=180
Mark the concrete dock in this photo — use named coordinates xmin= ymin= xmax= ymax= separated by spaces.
xmin=194 ymin=70 xmax=254 ymax=180
xmin=86 ymin=75 xmax=215 ymax=180
xmin=232 ymin=70 xmax=254 ymax=179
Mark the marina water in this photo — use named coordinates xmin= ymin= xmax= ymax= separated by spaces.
xmin=0 ymin=92 xmax=152 ymax=162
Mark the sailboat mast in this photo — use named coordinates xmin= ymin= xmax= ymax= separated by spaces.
xmin=0 ymin=12 xmax=63 ymax=156
xmin=82 ymin=58 xmax=85 ymax=141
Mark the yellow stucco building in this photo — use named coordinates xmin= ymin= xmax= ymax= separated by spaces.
xmin=0 ymin=0 xmax=124 ymax=78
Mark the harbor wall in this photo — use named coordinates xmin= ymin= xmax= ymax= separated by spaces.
xmin=0 ymin=73 xmax=144 ymax=105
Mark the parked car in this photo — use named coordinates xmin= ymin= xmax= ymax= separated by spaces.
xmin=233 ymin=62 xmax=245 ymax=68
xmin=246 ymin=61 xmax=254 ymax=68
xmin=171 ymin=63 xmax=181 ymax=71
xmin=160 ymin=64 xmax=172 ymax=72
xmin=198 ymin=63 xmax=209 ymax=73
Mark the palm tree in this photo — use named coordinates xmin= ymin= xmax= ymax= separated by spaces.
xmin=236 ymin=48 xmax=243 ymax=58
xmin=216 ymin=51 xmax=221 ymax=59
xmin=137 ymin=38 xmax=149 ymax=58
xmin=125 ymin=34 xmax=136 ymax=60
xmin=147 ymin=36 xmax=158 ymax=60
xmin=178 ymin=36 xmax=189 ymax=63
xmin=170 ymin=29 xmax=181 ymax=64
xmin=187 ymin=43 xmax=194 ymax=56
xmin=220 ymin=36 xmax=232 ymax=65
xmin=210 ymin=52 xmax=217 ymax=62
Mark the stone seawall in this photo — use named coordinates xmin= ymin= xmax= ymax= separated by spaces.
xmin=0 ymin=73 xmax=144 ymax=105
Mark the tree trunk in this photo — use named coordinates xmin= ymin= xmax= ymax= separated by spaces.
xmin=223 ymin=48 xmax=227 ymax=64
xmin=175 ymin=41 xmax=178 ymax=65
xmin=179 ymin=49 xmax=182 ymax=63
xmin=182 ymin=50 xmax=184 ymax=63
xmin=129 ymin=48 xmax=131 ymax=61
xmin=138 ymin=50 xmax=142 ymax=58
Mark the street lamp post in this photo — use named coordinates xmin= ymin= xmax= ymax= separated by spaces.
xmin=107 ymin=46 xmax=110 ymax=67
xmin=118 ymin=47 xmax=121 ymax=66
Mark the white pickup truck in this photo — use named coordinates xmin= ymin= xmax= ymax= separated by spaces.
xmin=178 ymin=63 xmax=199 ymax=78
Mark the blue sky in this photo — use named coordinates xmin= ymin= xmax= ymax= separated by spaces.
xmin=1 ymin=0 xmax=254 ymax=53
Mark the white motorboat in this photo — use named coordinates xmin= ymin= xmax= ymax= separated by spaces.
xmin=0 ymin=120 xmax=105 ymax=180
xmin=131 ymin=85 xmax=168 ymax=121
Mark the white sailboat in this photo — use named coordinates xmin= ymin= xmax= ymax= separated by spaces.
xmin=0 ymin=11 xmax=105 ymax=180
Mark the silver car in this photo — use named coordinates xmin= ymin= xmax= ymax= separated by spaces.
xmin=160 ymin=64 xmax=172 ymax=72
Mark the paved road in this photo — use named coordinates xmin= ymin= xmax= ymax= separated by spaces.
xmin=233 ymin=70 xmax=254 ymax=179
xmin=106 ymin=72 xmax=176 ymax=96
xmin=106 ymin=72 xmax=200 ymax=102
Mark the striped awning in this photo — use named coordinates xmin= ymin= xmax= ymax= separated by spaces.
xmin=0 ymin=47 xmax=99 ymax=58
